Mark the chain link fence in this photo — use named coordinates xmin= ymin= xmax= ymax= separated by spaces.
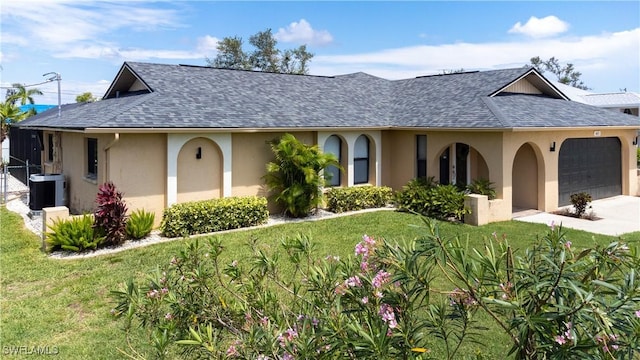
xmin=1 ymin=156 xmax=41 ymax=204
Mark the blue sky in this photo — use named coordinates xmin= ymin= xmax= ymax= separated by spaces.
xmin=1 ymin=1 xmax=639 ymax=105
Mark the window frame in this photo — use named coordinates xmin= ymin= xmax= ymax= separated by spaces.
xmin=47 ymin=133 xmax=54 ymax=162
xmin=353 ymin=135 xmax=369 ymax=185
xmin=86 ymin=137 xmax=98 ymax=180
xmin=324 ymin=135 xmax=342 ymax=187
xmin=416 ymin=134 xmax=427 ymax=178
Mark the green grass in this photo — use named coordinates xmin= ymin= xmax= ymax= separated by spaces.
xmin=1 ymin=206 xmax=638 ymax=359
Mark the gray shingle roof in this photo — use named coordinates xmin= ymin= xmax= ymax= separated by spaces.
xmin=17 ymin=62 xmax=640 ymax=131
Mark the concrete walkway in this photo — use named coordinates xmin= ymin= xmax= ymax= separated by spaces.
xmin=514 ymin=195 xmax=640 ymax=236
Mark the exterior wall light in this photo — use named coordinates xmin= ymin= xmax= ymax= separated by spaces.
xmin=550 ymin=141 xmax=556 ymax=152
xmin=196 ymin=147 xmax=202 ymax=159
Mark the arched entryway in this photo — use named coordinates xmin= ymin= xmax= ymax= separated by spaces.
xmin=512 ymin=143 xmax=541 ymax=210
xmin=438 ymin=143 xmax=489 ymax=186
xmin=177 ymin=137 xmax=222 ymax=203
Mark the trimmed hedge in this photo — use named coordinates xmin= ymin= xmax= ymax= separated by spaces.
xmin=325 ymin=186 xmax=393 ymax=213
xmin=395 ymin=178 xmax=469 ymax=221
xmin=160 ymin=196 xmax=269 ymax=238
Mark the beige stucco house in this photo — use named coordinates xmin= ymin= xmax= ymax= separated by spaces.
xmin=17 ymin=62 xmax=639 ymax=225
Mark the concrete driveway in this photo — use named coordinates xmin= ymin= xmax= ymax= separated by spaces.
xmin=514 ymin=195 xmax=640 ymax=236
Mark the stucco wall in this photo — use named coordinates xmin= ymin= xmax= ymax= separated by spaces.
xmin=107 ymin=133 xmax=167 ymax=225
xmin=61 ymin=132 xmax=111 ymax=214
xmin=503 ymin=128 xmax=638 ymax=213
xmin=176 ymin=137 xmax=222 ymax=203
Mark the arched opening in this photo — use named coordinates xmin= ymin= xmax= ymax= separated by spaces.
xmin=354 ymin=135 xmax=370 ymax=185
xmin=438 ymin=143 xmax=489 ymax=186
xmin=512 ymin=143 xmax=540 ymax=210
xmin=324 ymin=135 xmax=343 ymax=187
xmin=177 ymin=137 xmax=222 ymax=203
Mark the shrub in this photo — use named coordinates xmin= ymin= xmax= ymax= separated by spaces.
xmin=94 ymin=182 xmax=128 ymax=246
xmin=570 ymin=192 xmax=592 ymax=218
xmin=466 ymin=178 xmax=496 ymax=200
xmin=46 ymin=214 xmax=104 ymax=252
xmin=160 ymin=196 xmax=268 ymax=238
xmin=395 ymin=178 xmax=469 ymax=221
xmin=112 ymin=220 xmax=640 ymax=359
xmin=636 ymin=146 xmax=639 ymax=166
xmin=126 ymin=209 xmax=155 ymax=240
xmin=325 ymin=185 xmax=393 ymax=213
xmin=263 ymin=133 xmax=340 ymax=218
xmin=429 ymin=221 xmax=639 ymax=358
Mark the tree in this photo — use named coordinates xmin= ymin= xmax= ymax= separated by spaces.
xmin=263 ymin=133 xmax=339 ymax=217
xmin=529 ymin=56 xmax=590 ymax=90
xmin=440 ymin=68 xmax=466 ymax=75
xmin=207 ymin=29 xmax=314 ymax=74
xmin=208 ymin=36 xmax=250 ymax=70
xmin=0 ymin=99 xmax=26 ymax=142
xmin=76 ymin=92 xmax=96 ymax=103
xmin=8 ymin=83 xmax=43 ymax=105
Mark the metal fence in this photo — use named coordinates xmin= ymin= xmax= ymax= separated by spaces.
xmin=1 ymin=156 xmax=41 ymax=204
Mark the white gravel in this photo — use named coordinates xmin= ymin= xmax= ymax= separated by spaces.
xmin=3 ymin=174 xmax=394 ymax=260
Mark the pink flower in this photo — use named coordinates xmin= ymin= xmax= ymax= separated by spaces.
xmin=379 ymin=303 xmax=398 ymax=328
xmin=372 ymin=270 xmax=391 ymax=288
xmin=226 ymin=345 xmax=239 ymax=357
xmin=555 ymin=335 xmax=566 ymax=345
xmin=346 ymin=276 xmax=362 ymax=288
xmin=164 ymin=313 xmax=173 ymax=320
xmin=635 ymin=310 xmax=640 ymax=318
xmin=564 ymin=241 xmax=572 ymax=249
xmin=549 ymin=220 xmax=556 ymax=231
xmin=361 ymin=296 xmax=369 ymax=304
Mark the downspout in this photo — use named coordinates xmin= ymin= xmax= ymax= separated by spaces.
xmin=104 ymin=133 xmax=120 ymax=182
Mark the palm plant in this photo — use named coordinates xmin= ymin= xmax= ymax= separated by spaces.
xmin=263 ymin=133 xmax=339 ymax=218
xmin=0 ymin=100 xmax=25 ymax=142
xmin=9 ymin=83 xmax=43 ymax=105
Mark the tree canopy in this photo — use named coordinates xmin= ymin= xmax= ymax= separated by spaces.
xmin=76 ymin=92 xmax=97 ymax=103
xmin=529 ymin=56 xmax=590 ymax=90
xmin=206 ymin=29 xmax=313 ymax=75
xmin=2 ymin=84 xmax=43 ymax=142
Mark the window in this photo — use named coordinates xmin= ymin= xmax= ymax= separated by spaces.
xmin=324 ymin=135 xmax=341 ymax=186
xmin=416 ymin=135 xmax=427 ymax=178
xmin=87 ymin=138 xmax=98 ymax=179
xmin=354 ymin=135 xmax=369 ymax=184
xmin=47 ymin=134 xmax=54 ymax=162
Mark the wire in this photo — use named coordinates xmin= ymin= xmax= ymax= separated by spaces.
xmin=0 ymin=79 xmax=57 ymax=89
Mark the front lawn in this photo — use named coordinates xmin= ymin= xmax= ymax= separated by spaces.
xmin=1 ymin=206 xmax=637 ymax=359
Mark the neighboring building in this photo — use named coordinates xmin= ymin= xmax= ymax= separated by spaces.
xmin=17 ymin=62 xmax=639 ymax=224
xmin=553 ymin=82 xmax=640 ymax=116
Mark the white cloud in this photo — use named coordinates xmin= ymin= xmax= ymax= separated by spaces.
xmin=508 ymin=16 xmax=569 ymax=38
xmin=312 ymin=28 xmax=639 ymax=91
xmin=0 ymin=1 xmax=184 ymax=51
xmin=275 ymin=19 xmax=333 ymax=46
xmin=54 ymin=45 xmax=212 ymax=61
xmin=196 ymin=35 xmax=220 ymax=55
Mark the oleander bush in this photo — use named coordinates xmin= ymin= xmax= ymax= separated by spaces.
xmin=111 ymin=220 xmax=640 ymax=359
xmin=126 ymin=209 xmax=155 ymax=240
xmin=46 ymin=214 xmax=104 ymax=252
xmin=160 ymin=196 xmax=269 ymax=238
xmin=325 ymin=185 xmax=393 ymax=213
xmin=396 ymin=178 xmax=469 ymax=221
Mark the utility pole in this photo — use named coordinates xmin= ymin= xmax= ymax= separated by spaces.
xmin=43 ymin=72 xmax=61 ymax=117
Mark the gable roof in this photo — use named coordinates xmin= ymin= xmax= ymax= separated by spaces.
xmin=18 ymin=62 xmax=639 ymax=132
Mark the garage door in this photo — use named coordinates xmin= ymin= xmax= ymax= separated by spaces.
xmin=558 ymin=137 xmax=621 ymax=206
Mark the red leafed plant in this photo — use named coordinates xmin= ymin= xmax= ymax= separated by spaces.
xmin=94 ymin=182 xmax=128 ymax=246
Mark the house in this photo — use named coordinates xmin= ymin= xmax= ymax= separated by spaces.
xmin=17 ymin=62 xmax=639 ymax=225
